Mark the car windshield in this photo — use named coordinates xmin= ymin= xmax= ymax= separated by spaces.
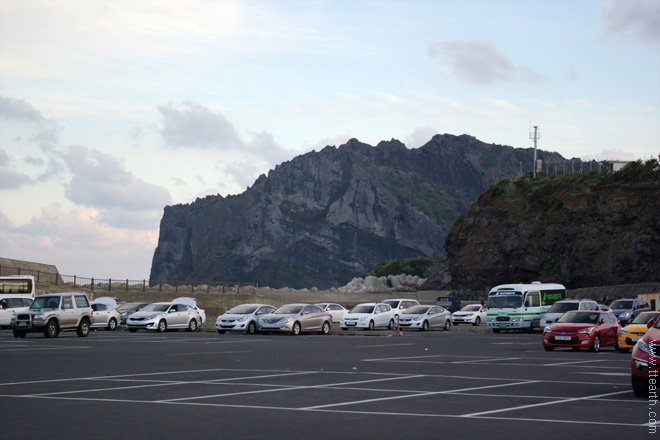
xmin=632 ymin=312 xmax=660 ymax=325
xmin=117 ymin=303 xmax=141 ymax=311
xmin=228 ymin=304 xmax=260 ymax=314
xmin=141 ymin=304 xmax=170 ymax=312
xmin=351 ymin=305 xmax=375 ymax=314
xmin=610 ymin=300 xmax=633 ymax=309
xmin=404 ymin=305 xmax=431 ymax=314
xmin=488 ymin=295 xmax=522 ymax=308
xmin=383 ymin=300 xmax=400 ymax=308
xmin=557 ymin=312 xmax=600 ymax=324
xmin=547 ymin=302 xmax=579 ymax=313
xmin=274 ymin=305 xmax=303 ymax=314
xmin=30 ymin=297 xmax=59 ymax=309
xmin=461 ymin=305 xmax=481 ymax=312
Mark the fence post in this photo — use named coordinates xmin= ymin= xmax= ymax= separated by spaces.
xmin=74 ymin=275 xmax=77 ymax=288
xmin=237 ymin=282 xmax=240 ymax=294
xmin=191 ymin=280 xmax=194 ymax=294
xmin=91 ymin=278 xmax=94 ymax=292
xmin=159 ymin=280 xmax=162 ymax=292
xmin=207 ymin=283 xmax=210 ymax=294
xmin=143 ymin=280 xmax=146 ymax=292
xmin=126 ymin=279 xmax=129 ymax=292
xmin=37 ymin=270 xmax=40 ymax=283
xmin=175 ymin=280 xmax=178 ymax=294
xmin=109 ymin=278 xmax=112 ymax=292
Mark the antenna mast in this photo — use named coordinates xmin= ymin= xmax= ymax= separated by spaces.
xmin=529 ymin=125 xmax=540 ymax=178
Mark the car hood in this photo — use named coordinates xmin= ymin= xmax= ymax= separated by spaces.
xmin=548 ymin=323 xmax=600 ymax=332
xmin=542 ymin=313 xmax=562 ymax=322
xmin=399 ymin=313 xmax=427 ymax=319
xmin=342 ymin=313 xmax=374 ymax=319
xmin=611 ymin=309 xmax=630 ymax=315
xmin=261 ymin=313 xmax=298 ymax=319
xmin=622 ymin=324 xmax=650 ymax=334
xmin=128 ymin=310 xmax=166 ymax=319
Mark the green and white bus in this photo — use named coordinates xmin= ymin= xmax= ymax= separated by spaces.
xmin=486 ymin=282 xmax=566 ymax=333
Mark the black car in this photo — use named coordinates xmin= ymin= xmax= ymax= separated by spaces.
xmin=117 ymin=302 xmax=150 ymax=325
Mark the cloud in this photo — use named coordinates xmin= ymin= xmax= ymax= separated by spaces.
xmin=0 ymin=95 xmax=48 ymax=125
xmin=0 ymin=204 xmax=157 ymax=279
xmin=60 ymin=145 xmax=171 ymax=215
xmin=159 ymin=101 xmax=242 ymax=149
xmin=304 ymin=133 xmax=353 ymax=151
xmin=602 ymin=0 xmax=660 ymax=43
xmin=405 ymin=127 xmax=438 ymax=149
xmin=428 ymin=39 xmax=547 ymax=85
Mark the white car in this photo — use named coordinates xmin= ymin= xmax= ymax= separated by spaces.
xmin=126 ymin=300 xmax=202 ymax=332
xmin=174 ymin=297 xmax=206 ymax=326
xmin=399 ymin=305 xmax=452 ymax=331
xmin=452 ymin=304 xmax=488 ymax=326
xmin=216 ymin=303 xmax=275 ymax=334
xmin=315 ymin=303 xmax=348 ymax=323
xmin=340 ymin=303 xmax=395 ymax=331
xmin=383 ymin=299 xmax=420 ymax=320
xmin=0 ymin=296 xmax=33 ymax=328
xmin=90 ymin=297 xmax=120 ymax=330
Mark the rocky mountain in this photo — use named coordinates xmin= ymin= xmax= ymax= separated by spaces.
xmin=149 ymin=134 xmax=565 ymax=289
xmin=424 ymin=158 xmax=660 ymax=290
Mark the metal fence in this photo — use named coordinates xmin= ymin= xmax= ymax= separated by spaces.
xmin=0 ymin=264 xmax=256 ymax=295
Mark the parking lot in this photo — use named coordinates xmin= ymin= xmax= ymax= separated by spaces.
xmin=0 ymin=327 xmax=652 ymax=438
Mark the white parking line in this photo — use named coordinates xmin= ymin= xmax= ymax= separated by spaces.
xmin=461 ymin=389 xmax=632 ymax=417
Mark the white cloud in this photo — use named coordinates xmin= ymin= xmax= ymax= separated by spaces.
xmin=405 ymin=127 xmax=438 ymax=148
xmin=0 ymin=95 xmax=48 ymax=125
xmin=602 ymin=0 xmax=660 ymax=43
xmin=60 ymin=145 xmax=171 ymax=216
xmin=0 ymin=204 xmax=157 ymax=279
xmin=428 ymin=39 xmax=547 ymax=85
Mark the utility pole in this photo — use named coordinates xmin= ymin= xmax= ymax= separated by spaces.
xmin=529 ymin=125 xmax=540 ymax=178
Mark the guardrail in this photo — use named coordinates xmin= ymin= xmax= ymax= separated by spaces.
xmin=0 ymin=265 xmax=256 ymax=294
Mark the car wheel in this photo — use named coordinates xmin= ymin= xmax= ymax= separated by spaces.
xmin=77 ymin=319 xmax=90 ymax=337
xmin=217 ymin=330 xmax=226 ymax=334
xmin=157 ymin=319 xmax=167 ymax=332
xmin=367 ymin=320 xmax=375 ymax=331
xmin=246 ymin=321 xmax=256 ymax=335
xmin=107 ymin=318 xmax=117 ymax=331
xmin=544 ymin=345 xmax=555 ymax=351
xmin=473 ymin=317 xmax=481 ymax=326
xmin=13 ymin=329 xmax=26 ymax=338
xmin=632 ymin=374 xmax=649 ymax=398
xmin=291 ymin=322 xmax=301 ymax=335
xmin=420 ymin=320 xmax=429 ymax=332
xmin=44 ymin=319 xmax=59 ymax=338
xmin=187 ymin=319 xmax=197 ymax=332
xmin=320 ymin=321 xmax=330 ymax=335
xmin=388 ymin=319 xmax=396 ymax=331
xmin=443 ymin=320 xmax=451 ymax=331
xmin=590 ymin=335 xmax=601 ymax=352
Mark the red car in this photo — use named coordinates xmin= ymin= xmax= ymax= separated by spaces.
xmin=542 ymin=310 xmax=619 ymax=351
xmin=631 ymin=317 xmax=660 ymax=397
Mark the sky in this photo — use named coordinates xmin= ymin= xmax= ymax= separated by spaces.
xmin=1 ymin=0 xmax=659 ymax=281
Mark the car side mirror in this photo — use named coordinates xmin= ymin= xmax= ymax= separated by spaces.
xmin=169 ymin=309 xmax=176 ymax=313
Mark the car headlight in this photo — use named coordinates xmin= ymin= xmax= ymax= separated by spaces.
xmin=236 ymin=316 xmax=248 ymax=322
xmin=578 ymin=327 xmax=595 ymax=334
xmin=637 ymin=340 xmax=650 ymax=354
xmin=620 ymin=328 xmax=628 ymax=335
xmin=413 ymin=316 xmax=424 ymax=321
xmin=511 ymin=317 xmax=522 ymax=322
xmin=543 ymin=327 xmax=552 ymax=333
xmin=144 ymin=314 xmax=160 ymax=320
xmin=619 ymin=312 xmax=632 ymax=319
xmin=487 ymin=317 xmax=494 ymax=322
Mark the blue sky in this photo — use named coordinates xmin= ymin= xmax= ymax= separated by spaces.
xmin=1 ymin=0 xmax=658 ymax=281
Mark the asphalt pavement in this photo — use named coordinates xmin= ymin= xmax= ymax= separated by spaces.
xmin=0 ymin=325 xmax=652 ymax=439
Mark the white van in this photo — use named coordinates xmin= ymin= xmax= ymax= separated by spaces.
xmin=486 ymin=282 xmax=566 ymax=333
xmin=0 ymin=295 xmax=34 ymax=328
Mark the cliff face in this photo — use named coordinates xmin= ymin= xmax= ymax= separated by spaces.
xmin=149 ymin=134 xmax=560 ymax=289
xmin=442 ymin=159 xmax=660 ymax=290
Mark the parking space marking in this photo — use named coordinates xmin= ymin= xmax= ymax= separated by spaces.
xmin=451 ymin=357 xmax=520 ymax=364
xmin=355 ymin=343 xmax=415 ymax=348
xmin=167 ymin=350 xmax=252 ymax=356
xmin=545 ymin=359 xmax=609 ymax=366
xmin=302 ymin=380 xmax=539 ymax=410
xmin=0 ymin=345 xmax=91 ymax=352
xmin=461 ymin=389 xmax=632 ymax=417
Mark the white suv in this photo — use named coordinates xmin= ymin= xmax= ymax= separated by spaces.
xmin=540 ymin=299 xmax=599 ymax=330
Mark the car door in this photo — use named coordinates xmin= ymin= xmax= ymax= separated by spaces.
xmin=92 ymin=303 xmax=109 ymax=326
xmin=302 ymin=306 xmax=322 ymax=331
xmin=60 ymin=295 xmax=77 ymax=327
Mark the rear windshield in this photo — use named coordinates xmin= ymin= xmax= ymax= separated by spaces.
xmin=547 ymin=302 xmax=579 ymax=314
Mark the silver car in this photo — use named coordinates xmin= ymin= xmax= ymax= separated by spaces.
xmin=126 ymin=301 xmax=200 ymax=332
xmin=340 ymin=303 xmax=396 ymax=331
xmin=398 ymin=305 xmax=452 ymax=331
xmin=216 ymin=303 xmax=275 ymax=334
xmin=90 ymin=297 xmax=120 ymax=330
xmin=257 ymin=304 xmax=332 ymax=335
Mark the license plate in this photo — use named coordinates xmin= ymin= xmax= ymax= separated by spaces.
xmin=346 ymin=322 xmax=356 ymax=326
xmin=631 ymin=337 xmax=639 ymax=342
xmin=497 ymin=323 xmax=507 ymax=327
xmin=18 ymin=322 xmax=28 ymax=327
xmin=555 ymin=335 xmax=571 ymax=341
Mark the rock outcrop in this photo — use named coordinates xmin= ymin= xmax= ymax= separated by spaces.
xmin=150 ymin=134 xmax=566 ymax=289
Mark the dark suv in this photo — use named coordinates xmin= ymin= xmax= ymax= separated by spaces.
xmin=10 ymin=292 xmax=93 ymax=338
xmin=609 ymin=298 xmax=651 ymax=327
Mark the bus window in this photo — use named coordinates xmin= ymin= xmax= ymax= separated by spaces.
xmin=526 ymin=292 xmax=540 ymax=307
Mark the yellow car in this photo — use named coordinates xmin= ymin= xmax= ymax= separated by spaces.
xmin=617 ymin=311 xmax=660 ymax=353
